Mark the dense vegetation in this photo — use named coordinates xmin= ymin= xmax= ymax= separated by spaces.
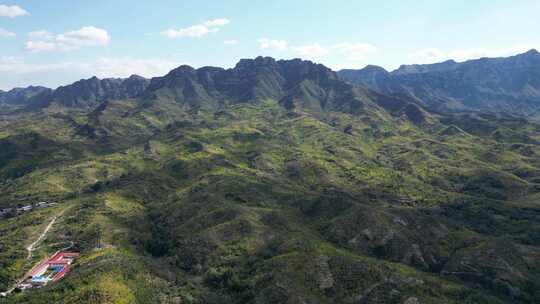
xmin=1 ymin=57 xmax=540 ymax=303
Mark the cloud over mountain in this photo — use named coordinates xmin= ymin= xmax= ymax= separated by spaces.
xmin=410 ymin=45 xmax=540 ymax=64
xmin=258 ymin=38 xmax=288 ymax=51
xmin=0 ymin=56 xmax=179 ymax=89
xmin=293 ymin=43 xmax=329 ymax=58
xmin=161 ymin=18 xmax=230 ymax=38
xmin=25 ymin=26 xmax=110 ymax=52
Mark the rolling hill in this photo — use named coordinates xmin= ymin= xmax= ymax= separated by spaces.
xmin=1 ymin=57 xmax=540 ymax=304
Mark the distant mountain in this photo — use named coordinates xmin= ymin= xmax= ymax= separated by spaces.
xmin=6 ymin=51 xmax=540 ymax=120
xmin=0 ymin=86 xmax=51 ymax=106
xmin=144 ymin=57 xmax=370 ymax=114
xmin=392 ymin=59 xmax=460 ymax=75
xmin=135 ymin=57 xmax=429 ymax=123
xmin=20 ymin=75 xmax=150 ymax=110
xmin=1 ymin=76 xmax=150 ymax=112
xmin=12 ymin=57 xmax=426 ymax=124
xmin=338 ymin=49 xmax=540 ymax=118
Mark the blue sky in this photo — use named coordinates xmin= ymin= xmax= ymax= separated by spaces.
xmin=0 ymin=0 xmax=539 ymax=90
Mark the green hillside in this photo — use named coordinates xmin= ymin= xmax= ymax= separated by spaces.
xmin=1 ymin=58 xmax=540 ymax=304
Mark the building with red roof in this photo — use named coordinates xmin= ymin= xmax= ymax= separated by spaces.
xmin=21 ymin=251 xmax=79 ymax=289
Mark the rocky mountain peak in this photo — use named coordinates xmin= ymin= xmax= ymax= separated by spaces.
xmin=361 ymin=65 xmax=389 ymax=73
xmin=235 ymin=56 xmax=278 ymax=69
xmin=524 ymin=48 xmax=539 ymax=55
xmin=0 ymin=86 xmax=51 ymax=105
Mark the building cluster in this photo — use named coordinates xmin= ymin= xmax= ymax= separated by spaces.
xmin=0 ymin=202 xmax=57 ymax=219
xmin=17 ymin=251 xmax=79 ymax=291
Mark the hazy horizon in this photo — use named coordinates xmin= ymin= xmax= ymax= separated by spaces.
xmin=1 ymin=0 xmax=539 ymax=90
xmin=1 ymin=47 xmax=539 ymax=92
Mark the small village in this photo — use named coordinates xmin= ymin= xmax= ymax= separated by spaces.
xmin=0 ymin=201 xmax=57 ymax=219
xmin=0 ymin=250 xmax=79 ymax=297
xmin=16 ymin=251 xmax=79 ymax=292
xmin=0 ymin=201 xmax=79 ymax=298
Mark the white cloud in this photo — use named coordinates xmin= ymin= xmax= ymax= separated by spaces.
xmin=332 ymin=42 xmax=377 ymax=60
xmin=293 ymin=43 xmax=329 ymax=58
xmin=0 ymin=28 xmax=15 ymax=38
xmin=253 ymin=39 xmax=377 ymax=69
xmin=0 ymin=4 xmax=28 ymax=18
xmin=28 ymin=30 xmax=54 ymax=40
xmin=0 ymin=56 xmax=72 ymax=74
xmin=161 ymin=25 xmax=217 ymax=38
xmin=448 ymin=46 xmax=536 ymax=61
xmin=0 ymin=56 xmax=178 ymax=78
xmin=409 ymin=48 xmax=445 ymax=64
xmin=57 ymin=26 xmax=110 ymax=47
xmin=258 ymin=38 xmax=288 ymax=51
xmin=161 ymin=18 xmax=230 ymax=38
xmin=224 ymin=39 xmax=239 ymax=45
xmin=25 ymin=41 xmax=57 ymax=52
xmin=88 ymin=57 xmax=179 ymax=78
xmin=25 ymin=26 xmax=110 ymax=52
xmin=410 ymin=45 xmax=540 ymax=64
xmin=289 ymin=42 xmax=376 ymax=61
xmin=0 ymin=56 xmax=181 ymax=89
xmin=204 ymin=18 xmax=230 ymax=27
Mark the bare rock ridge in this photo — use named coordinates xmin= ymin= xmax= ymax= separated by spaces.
xmin=338 ymin=49 xmax=540 ymax=118
xmin=7 ymin=50 xmax=540 ymax=120
xmin=6 ymin=57 xmax=428 ymax=125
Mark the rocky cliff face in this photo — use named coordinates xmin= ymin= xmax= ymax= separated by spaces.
xmin=139 ymin=57 xmax=429 ymax=121
xmin=144 ymin=57 xmax=359 ymax=112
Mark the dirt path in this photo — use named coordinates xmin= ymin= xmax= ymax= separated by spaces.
xmin=25 ymin=214 xmax=60 ymax=261
xmin=0 ymin=210 xmax=65 ymax=296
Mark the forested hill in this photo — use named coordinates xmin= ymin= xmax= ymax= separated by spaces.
xmin=1 ymin=57 xmax=540 ymax=303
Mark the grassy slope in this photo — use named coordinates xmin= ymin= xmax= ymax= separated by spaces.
xmin=1 ymin=99 xmax=540 ymax=303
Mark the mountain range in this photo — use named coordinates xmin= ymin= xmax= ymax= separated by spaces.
xmin=0 ymin=86 xmax=50 ymax=106
xmin=338 ymin=49 xmax=540 ymax=119
xmin=2 ymin=57 xmax=432 ymax=126
xmin=3 ymin=50 xmax=540 ymax=120
xmin=1 ymin=52 xmax=540 ymax=304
